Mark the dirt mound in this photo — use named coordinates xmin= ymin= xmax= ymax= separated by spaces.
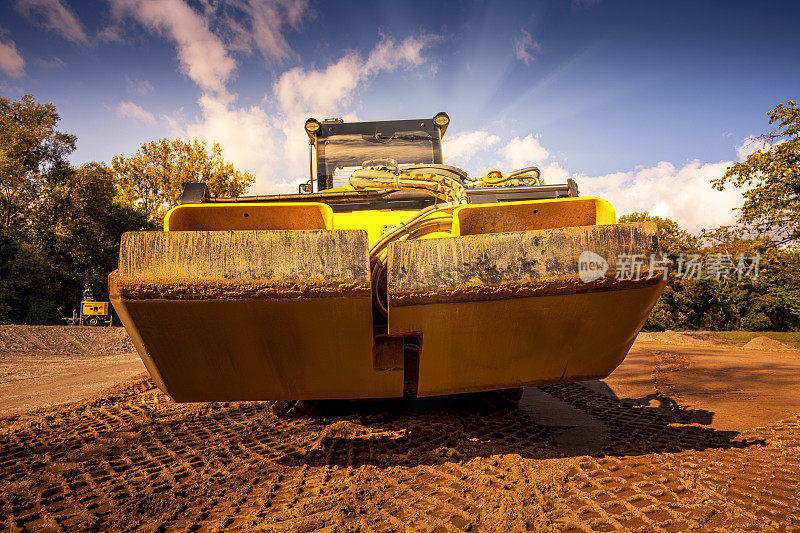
xmin=1 ymin=377 xmax=798 ymax=531
xmin=0 ymin=325 xmax=134 ymax=356
xmin=636 ymin=330 xmax=716 ymax=345
xmin=743 ymin=335 xmax=798 ymax=352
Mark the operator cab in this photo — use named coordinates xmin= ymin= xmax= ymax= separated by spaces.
xmin=302 ymin=113 xmax=450 ymax=192
xmin=177 ymin=111 xmax=578 ymax=206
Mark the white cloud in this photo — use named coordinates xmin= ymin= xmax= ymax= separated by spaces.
xmin=514 ymin=29 xmax=541 ymax=65
xmin=106 ymin=0 xmax=738 ymax=234
xmin=109 ymin=0 xmax=316 ymax=193
xmin=538 ymin=161 xmax=571 ymax=183
xmin=274 ymin=54 xmax=362 ymax=116
xmin=36 ymin=56 xmax=65 ymax=68
xmin=365 ymin=33 xmax=433 ymax=72
xmin=444 ymin=130 xmax=501 ymax=165
xmin=472 ymin=130 xmax=746 ymax=233
xmin=97 ymin=25 xmax=125 ymax=43
xmin=267 ymin=34 xmax=439 ymax=190
xmin=183 ymin=94 xmax=281 ymax=191
xmin=578 ymin=160 xmax=743 ymax=233
xmin=274 ymin=34 xmax=437 ymax=116
xmin=15 ymin=0 xmax=89 ymax=44
xmin=117 ymin=101 xmax=157 ymax=124
xmin=0 ymin=38 xmax=25 ymax=78
xmin=499 ymin=134 xmax=550 ymax=169
xmin=109 ymin=0 xmax=437 ymax=193
xmin=735 ymin=135 xmax=784 ymax=161
xmin=211 ymin=0 xmax=310 ymax=62
xmin=126 ymin=76 xmax=154 ymax=95
xmin=110 ymin=0 xmax=236 ymax=96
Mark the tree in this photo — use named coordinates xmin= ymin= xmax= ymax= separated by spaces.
xmin=617 ymin=212 xmax=698 ymax=255
xmin=31 ymin=162 xmax=155 ymax=317
xmin=618 ymin=213 xmax=697 ymax=330
xmin=712 ymin=100 xmax=800 ymax=245
xmin=701 ymin=226 xmax=800 ymax=331
xmin=112 ymin=139 xmax=255 ymax=222
xmin=0 ymin=94 xmax=76 ymax=229
xmin=618 ymin=211 xmax=800 ymax=332
xmin=0 ymin=229 xmax=57 ymax=324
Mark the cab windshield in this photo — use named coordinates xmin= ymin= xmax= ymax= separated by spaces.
xmin=321 ymin=132 xmax=436 ymax=187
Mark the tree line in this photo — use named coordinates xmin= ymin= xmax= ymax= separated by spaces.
xmin=630 ymin=99 xmax=800 ymax=330
xmin=0 ymin=94 xmax=253 ymax=323
xmin=1 ymin=93 xmax=798 ymax=330
xmin=618 ymin=213 xmax=800 ymax=331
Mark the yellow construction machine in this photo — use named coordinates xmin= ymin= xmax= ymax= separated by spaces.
xmin=110 ymin=113 xmax=666 ymax=415
xmin=63 ymin=283 xmax=112 ymax=327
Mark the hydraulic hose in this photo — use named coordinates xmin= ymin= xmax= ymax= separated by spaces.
xmin=350 ymin=165 xmax=468 ymax=316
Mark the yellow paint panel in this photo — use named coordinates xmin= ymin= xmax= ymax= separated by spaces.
xmin=389 ymin=282 xmax=664 ymax=396
xmin=111 ymin=295 xmax=403 ymax=401
xmin=166 ymin=203 xmax=444 ymax=244
xmin=164 ymin=202 xmax=333 ymax=231
xmin=452 ymin=197 xmax=615 ymax=236
xmin=333 ymin=209 xmax=418 ymax=243
xmin=332 ymin=209 xmax=453 ymax=243
xmin=81 ymin=301 xmax=108 ymax=315
xmin=163 ymin=197 xmax=613 ymax=244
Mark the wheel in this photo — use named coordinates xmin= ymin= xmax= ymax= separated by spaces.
xmin=477 ymin=388 xmax=523 ymax=411
xmin=85 ymin=316 xmax=100 ymax=326
xmin=270 ymin=399 xmax=320 ymax=419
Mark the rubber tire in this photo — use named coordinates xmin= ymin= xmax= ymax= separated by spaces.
xmin=478 ymin=388 xmax=524 ymax=411
xmin=86 ymin=316 xmax=100 ymax=327
xmin=270 ymin=400 xmax=320 ymax=419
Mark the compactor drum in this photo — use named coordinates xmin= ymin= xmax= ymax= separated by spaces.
xmin=110 ymin=113 xmax=666 ymax=406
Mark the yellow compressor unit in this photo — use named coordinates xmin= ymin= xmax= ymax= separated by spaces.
xmin=63 ymin=283 xmax=112 ymax=326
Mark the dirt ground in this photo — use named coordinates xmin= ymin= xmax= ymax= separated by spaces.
xmin=0 ymin=325 xmax=144 ymax=416
xmin=1 ymin=327 xmax=799 ymax=531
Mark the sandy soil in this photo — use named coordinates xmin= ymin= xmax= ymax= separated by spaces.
xmin=0 ymin=325 xmax=135 ymax=356
xmin=1 ymin=326 xmax=799 ymax=531
xmin=0 ymin=326 xmax=144 ymax=416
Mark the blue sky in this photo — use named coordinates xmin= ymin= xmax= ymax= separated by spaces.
xmin=1 ymin=0 xmax=799 ymax=232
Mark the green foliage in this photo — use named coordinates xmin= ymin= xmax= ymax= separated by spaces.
xmin=112 ymin=138 xmax=255 ymax=222
xmin=628 ymin=213 xmax=800 ymax=332
xmin=0 ymin=95 xmax=155 ymax=323
xmin=0 ymin=229 xmax=58 ymax=323
xmin=618 ymin=212 xmax=699 ymax=254
xmin=0 ymin=94 xmax=76 ymax=229
xmin=712 ymin=100 xmax=800 ymax=244
xmin=0 ymin=95 xmax=254 ymax=323
xmin=31 ymin=162 xmax=156 ymax=315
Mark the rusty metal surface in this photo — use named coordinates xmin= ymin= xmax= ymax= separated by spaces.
xmin=113 ymin=230 xmax=370 ymax=300
xmin=388 ymin=222 xmax=662 ymax=306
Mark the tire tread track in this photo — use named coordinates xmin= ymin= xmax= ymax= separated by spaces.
xmin=1 ymin=376 xmax=799 ymax=531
